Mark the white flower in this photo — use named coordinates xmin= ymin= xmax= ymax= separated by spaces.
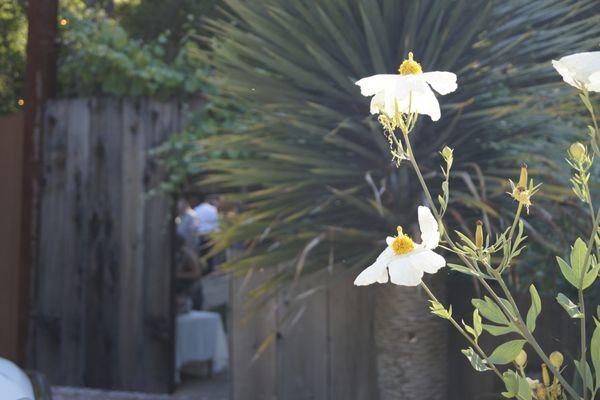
xmin=552 ymin=51 xmax=600 ymax=92
xmin=355 ymin=52 xmax=457 ymax=122
xmin=354 ymin=206 xmax=446 ymax=286
xmin=526 ymin=378 xmax=540 ymax=390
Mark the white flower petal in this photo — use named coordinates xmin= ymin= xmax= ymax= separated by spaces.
xmin=589 ymin=71 xmax=600 ymax=92
xmin=423 ymin=71 xmax=458 ymax=95
xmin=409 ymin=249 xmax=446 ymax=274
xmin=354 ymin=247 xmax=393 ymax=286
xmin=376 ymin=265 xmax=389 ymax=284
xmin=388 ymin=256 xmax=424 ymax=286
xmin=381 ymin=76 xmax=441 ymax=121
xmin=385 ymin=236 xmax=395 ymax=246
xmin=369 ymin=91 xmax=385 ymax=114
xmin=410 ymin=85 xmax=441 ymax=121
xmin=356 ymin=74 xmax=398 ymax=96
xmin=418 ymin=206 xmax=439 ymax=249
xmin=552 ymin=52 xmax=600 ymax=92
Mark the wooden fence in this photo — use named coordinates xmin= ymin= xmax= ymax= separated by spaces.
xmin=25 ymin=97 xmax=580 ymax=399
xmin=0 ymin=113 xmax=25 ymax=363
xmin=30 ymin=98 xmax=180 ymax=392
xmin=231 ymin=269 xmax=378 ymax=400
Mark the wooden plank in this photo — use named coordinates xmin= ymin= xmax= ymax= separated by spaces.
xmin=84 ymin=98 xmax=123 ymax=388
xmin=32 ymin=100 xmax=68 ymax=379
xmin=139 ymin=101 xmax=179 ymax=392
xmin=277 ymin=272 xmax=329 ymax=400
xmin=118 ymin=99 xmax=148 ymax=390
xmin=231 ymin=268 xmax=277 ymax=400
xmin=0 ymin=113 xmax=25 ymax=362
xmin=328 ymin=269 xmax=378 ymax=400
xmin=33 ymin=99 xmax=90 ymax=385
xmin=60 ymin=98 xmax=90 ymax=385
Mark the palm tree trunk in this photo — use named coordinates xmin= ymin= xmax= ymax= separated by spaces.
xmin=374 ymin=275 xmax=447 ymax=400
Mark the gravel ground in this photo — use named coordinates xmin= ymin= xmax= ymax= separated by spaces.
xmin=52 ymin=374 xmax=229 ymax=400
xmin=52 ymin=387 xmax=199 ymax=400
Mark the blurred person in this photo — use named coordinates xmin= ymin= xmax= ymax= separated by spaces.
xmin=194 ymin=193 xmax=220 ymax=273
xmin=176 ymin=197 xmax=200 ymax=249
xmin=175 ymin=196 xmax=203 ymax=310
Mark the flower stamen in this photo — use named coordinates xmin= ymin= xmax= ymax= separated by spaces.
xmin=392 ymin=226 xmax=414 ymax=255
xmin=398 ymin=52 xmax=423 ymax=75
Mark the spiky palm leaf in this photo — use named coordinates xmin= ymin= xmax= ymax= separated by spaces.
xmin=193 ymin=0 xmax=600 ymax=297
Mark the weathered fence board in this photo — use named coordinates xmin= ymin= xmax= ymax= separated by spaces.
xmin=231 ymin=267 xmax=378 ymax=400
xmin=0 ymin=113 xmax=25 ymax=362
xmin=231 ymin=268 xmax=278 ymax=400
xmin=31 ymin=98 xmax=180 ymax=392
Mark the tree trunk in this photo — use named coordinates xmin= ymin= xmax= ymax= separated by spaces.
xmin=374 ymin=275 xmax=447 ymax=400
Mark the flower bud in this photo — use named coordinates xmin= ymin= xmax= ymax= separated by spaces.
xmin=441 ymin=146 xmax=453 ymax=161
xmin=475 ymin=220 xmax=484 ymax=250
xmin=549 ymin=351 xmax=564 ymax=369
xmin=515 ymin=349 xmax=527 ymax=367
xmin=542 ymin=363 xmax=551 ymax=387
xmin=510 ymin=164 xmax=532 ymax=212
xmin=518 ymin=163 xmax=528 ymax=188
xmin=536 ymin=385 xmax=547 ymax=400
xmin=569 ymin=142 xmax=587 ymax=163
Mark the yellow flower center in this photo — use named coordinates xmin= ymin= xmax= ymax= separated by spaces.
xmin=398 ymin=52 xmax=423 ymax=75
xmin=391 ymin=226 xmax=415 ymax=255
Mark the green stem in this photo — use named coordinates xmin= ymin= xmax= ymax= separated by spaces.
xmin=401 ymin=130 xmax=581 ymax=400
xmin=420 ymin=282 xmax=503 ymax=380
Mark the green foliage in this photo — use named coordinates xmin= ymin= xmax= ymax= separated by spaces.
xmin=116 ymin=0 xmax=221 ymax=54
xmin=556 ymin=292 xmax=583 ymax=319
xmin=0 ymin=0 xmax=26 ymax=115
xmin=489 ymin=340 xmax=527 ymax=365
xmin=502 ymin=370 xmax=532 ymax=400
xmin=591 ymin=322 xmax=600 ymax=393
xmin=461 ymin=347 xmax=489 ymax=372
xmin=555 ymin=237 xmax=599 ymax=290
xmin=525 ymin=284 xmax=541 ymax=332
xmin=152 ymin=92 xmax=248 ymax=194
xmin=197 ymin=0 xmax=600 ymax=296
xmin=57 ymin=1 xmax=207 ymax=98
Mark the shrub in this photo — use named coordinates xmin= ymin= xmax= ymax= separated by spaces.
xmin=194 ymin=0 xmax=600 ymax=297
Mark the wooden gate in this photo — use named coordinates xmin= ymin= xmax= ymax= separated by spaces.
xmin=30 ymin=98 xmax=180 ymax=392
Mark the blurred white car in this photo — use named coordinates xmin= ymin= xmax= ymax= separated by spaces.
xmin=0 ymin=358 xmax=35 ymax=400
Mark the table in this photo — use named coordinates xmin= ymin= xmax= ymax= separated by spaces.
xmin=176 ymin=311 xmax=228 ymax=381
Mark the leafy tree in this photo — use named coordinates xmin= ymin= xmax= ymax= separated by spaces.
xmin=57 ymin=1 xmax=207 ymax=98
xmin=0 ymin=0 xmax=26 ymax=115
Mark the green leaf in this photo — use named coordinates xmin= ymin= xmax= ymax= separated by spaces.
xmin=489 ymin=340 xmax=527 ymax=365
xmin=575 ymin=359 xmax=595 ymax=393
xmin=591 ymin=323 xmax=600 ymax=391
xmin=526 ymin=284 xmax=541 ymax=332
xmin=473 ymin=296 xmax=509 ymax=325
xmin=556 ymin=292 xmax=583 ymax=319
xmin=473 ymin=309 xmax=483 ymax=338
xmin=502 ymin=370 xmax=532 ymax=399
xmin=556 ymin=256 xmax=578 ymax=288
xmin=483 ymin=323 xmax=518 ymax=336
xmin=461 ymin=347 xmax=490 ymax=372
xmin=429 ymin=300 xmax=452 ymax=320
xmin=448 ymin=263 xmax=487 ymax=278
xmin=583 ymin=262 xmax=600 ymax=290
xmin=571 ymin=238 xmax=589 ymax=280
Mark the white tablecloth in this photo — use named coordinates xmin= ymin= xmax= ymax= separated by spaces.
xmin=176 ymin=311 xmax=228 ymax=378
